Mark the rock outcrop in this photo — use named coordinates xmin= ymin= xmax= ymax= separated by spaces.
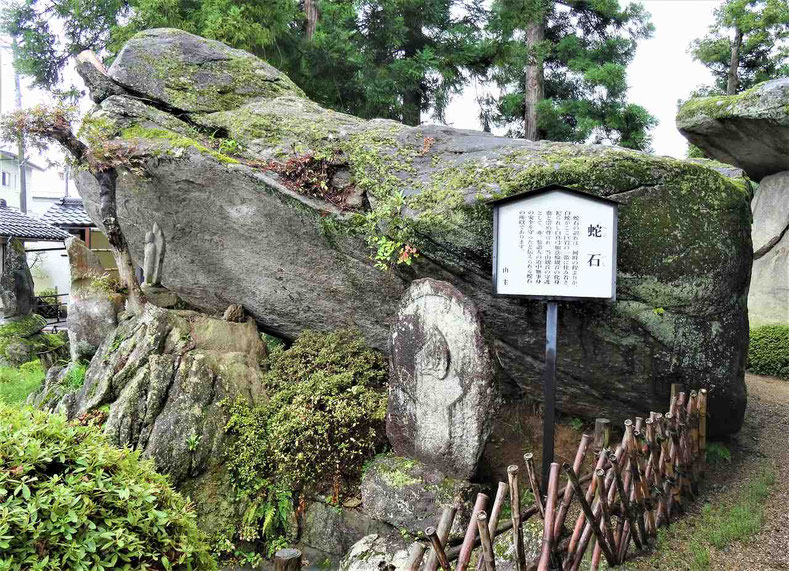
xmin=677 ymin=78 xmax=789 ymax=182
xmin=65 ymin=237 xmax=124 ymax=361
xmin=74 ymin=29 xmax=751 ymax=434
xmin=678 ymin=80 xmax=789 ymax=327
xmin=33 ymin=304 xmax=266 ymax=485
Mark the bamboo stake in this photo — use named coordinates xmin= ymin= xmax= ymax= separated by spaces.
xmin=634 ymin=416 xmax=644 ymax=434
xmin=595 ymin=468 xmax=617 ymax=554
xmin=538 ymin=463 xmax=561 ymax=571
xmin=563 ymin=464 xmax=617 ymax=567
xmin=406 ymin=543 xmax=427 ymax=571
xmin=507 ymin=465 xmax=527 ymax=571
xmin=523 ymin=454 xmax=545 ymax=518
xmin=566 ymin=447 xmax=608 ymax=563
xmin=593 ymin=418 xmax=611 ymax=451
xmin=612 ymin=456 xmax=642 ymax=554
xmin=476 ymin=483 xmax=508 ymax=571
xmin=554 ymin=434 xmax=592 ymax=539
xmin=457 ymin=493 xmax=488 ymax=571
xmin=698 ymin=389 xmax=708 ymax=475
xmin=426 ymin=506 xmax=458 ymax=571
xmin=426 ymin=527 xmax=451 ymax=570
xmin=476 ymin=513 xmax=496 ymax=571
xmin=445 ymin=505 xmax=539 ymax=562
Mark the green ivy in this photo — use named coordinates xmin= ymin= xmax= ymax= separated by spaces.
xmin=0 ymin=404 xmax=216 ymax=570
xmin=748 ymin=325 xmax=789 ymax=378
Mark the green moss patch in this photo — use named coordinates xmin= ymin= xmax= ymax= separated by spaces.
xmin=0 ymin=360 xmax=45 ymax=405
xmin=121 ymin=125 xmax=239 ymax=164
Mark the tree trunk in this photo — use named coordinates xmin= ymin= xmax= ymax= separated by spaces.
xmin=403 ymin=90 xmax=422 ymax=126
xmin=304 ymin=0 xmax=318 ymax=41
xmin=524 ymin=19 xmax=545 ymax=141
xmin=727 ymin=26 xmax=743 ymax=95
xmin=95 ymin=169 xmax=145 ymax=313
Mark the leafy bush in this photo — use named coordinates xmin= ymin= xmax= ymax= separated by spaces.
xmin=0 ymin=404 xmax=216 ymax=570
xmin=64 ymin=360 xmax=88 ymax=390
xmin=0 ymin=360 xmax=45 ymax=404
xmin=222 ymin=329 xmax=387 ymax=555
xmin=748 ymin=325 xmax=789 ymax=378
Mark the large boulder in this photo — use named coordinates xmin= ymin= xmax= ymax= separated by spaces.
xmin=65 ymin=237 xmax=124 ymax=361
xmin=74 ymin=29 xmax=751 ymax=434
xmin=0 ymin=238 xmax=35 ymax=318
xmin=677 ymin=78 xmax=789 ymax=181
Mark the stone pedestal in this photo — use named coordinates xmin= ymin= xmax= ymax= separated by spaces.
xmin=141 ymin=283 xmax=179 ymax=308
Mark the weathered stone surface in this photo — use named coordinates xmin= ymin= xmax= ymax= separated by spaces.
xmin=360 ymin=454 xmax=479 ymax=537
xmin=339 ymin=533 xmax=410 ymax=571
xmin=677 ymin=78 xmax=789 ymax=181
xmin=301 ymin=500 xmax=392 ymax=555
xmin=141 ymin=283 xmax=179 ymax=308
xmin=223 ymin=304 xmax=245 ymax=322
xmin=752 ymin=172 xmax=789 ymax=259
xmin=749 ymin=227 xmax=789 ymax=327
xmin=388 ymin=279 xmax=497 ymax=477
xmin=0 ymin=238 xmax=34 ymax=318
xmin=40 ymin=304 xmax=266 ymax=484
xmin=66 ymin=238 xmax=124 ymax=361
xmin=108 ymin=28 xmax=303 ymax=113
xmin=75 ymin=29 xmax=752 ymax=434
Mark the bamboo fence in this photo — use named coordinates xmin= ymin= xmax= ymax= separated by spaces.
xmin=404 ymin=385 xmax=709 ymax=570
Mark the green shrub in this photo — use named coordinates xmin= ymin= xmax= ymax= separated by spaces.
xmin=222 ymin=329 xmax=387 ymax=555
xmin=0 ymin=360 xmax=45 ymax=404
xmin=64 ymin=360 xmax=88 ymax=390
xmin=748 ymin=325 xmax=789 ymax=378
xmin=0 ymin=404 xmax=216 ymax=570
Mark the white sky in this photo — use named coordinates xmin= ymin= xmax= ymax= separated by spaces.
xmin=1 ymin=0 xmax=723 ymax=164
xmin=442 ymin=0 xmax=723 ymax=158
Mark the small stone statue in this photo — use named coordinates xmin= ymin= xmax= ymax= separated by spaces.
xmin=143 ymin=222 xmax=166 ymax=286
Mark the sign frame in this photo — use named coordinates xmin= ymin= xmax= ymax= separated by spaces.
xmin=490 ymin=184 xmax=619 ymax=302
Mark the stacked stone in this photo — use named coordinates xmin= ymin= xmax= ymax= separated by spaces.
xmin=678 ymin=78 xmax=789 ymax=326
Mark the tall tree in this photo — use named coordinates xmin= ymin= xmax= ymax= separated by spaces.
xmin=690 ymin=0 xmax=789 ymax=95
xmin=2 ymin=0 xmax=485 ymax=126
xmin=484 ymin=0 xmax=656 ymax=150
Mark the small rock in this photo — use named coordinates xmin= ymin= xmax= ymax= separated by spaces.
xmin=223 ymin=304 xmax=245 ymax=322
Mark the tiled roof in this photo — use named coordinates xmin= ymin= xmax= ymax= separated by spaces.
xmin=0 ymin=204 xmax=70 ymax=241
xmin=40 ymin=197 xmax=94 ymax=228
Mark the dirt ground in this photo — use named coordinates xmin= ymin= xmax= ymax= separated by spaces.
xmin=480 ymin=373 xmax=789 ymax=570
xmin=627 ymin=373 xmax=789 ymax=570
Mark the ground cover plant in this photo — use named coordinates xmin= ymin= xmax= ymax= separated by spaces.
xmin=0 ymin=360 xmax=45 ymax=404
xmin=220 ymin=329 xmax=388 ymax=557
xmin=748 ymin=325 xmax=789 ymax=378
xmin=0 ymin=404 xmax=216 ymax=570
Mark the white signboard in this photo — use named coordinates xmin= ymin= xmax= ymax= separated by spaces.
xmin=492 ymin=187 xmax=618 ymax=299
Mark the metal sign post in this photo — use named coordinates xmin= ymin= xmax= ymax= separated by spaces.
xmin=490 ymin=184 xmax=618 ymax=494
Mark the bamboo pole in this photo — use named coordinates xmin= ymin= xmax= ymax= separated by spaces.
xmin=477 ymin=513 xmax=496 ymax=571
xmin=476 ymin=483 xmax=508 ymax=571
xmin=538 ymin=463 xmax=561 ymax=571
xmin=563 ymin=464 xmax=617 ymax=567
xmin=457 ymin=493 xmax=488 ymax=571
xmin=407 ymin=543 xmax=427 ymax=571
xmin=566 ymin=446 xmax=608 ymax=563
xmin=593 ymin=418 xmax=611 ymax=451
xmin=426 ymin=527 xmax=451 ymax=570
xmin=698 ymin=389 xmax=708 ymax=475
xmin=523 ymin=454 xmax=545 ymax=519
xmin=595 ymin=468 xmax=617 ymax=554
xmin=611 ymin=455 xmax=642 ymax=553
xmin=554 ymin=434 xmax=592 ymax=539
xmin=507 ymin=465 xmax=527 ymax=571
xmin=445 ymin=505 xmax=539 ymax=562
xmin=426 ymin=506 xmax=458 ymax=571
xmin=274 ymin=549 xmax=302 ymax=571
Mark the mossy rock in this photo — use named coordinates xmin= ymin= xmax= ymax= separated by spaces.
xmin=76 ymin=29 xmax=750 ymax=435
xmin=0 ymin=314 xmax=66 ymax=367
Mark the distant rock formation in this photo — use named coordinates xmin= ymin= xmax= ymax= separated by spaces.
xmin=678 ymin=79 xmax=789 ymax=326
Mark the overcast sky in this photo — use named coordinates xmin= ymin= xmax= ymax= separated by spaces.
xmin=442 ymin=0 xmax=722 ymax=158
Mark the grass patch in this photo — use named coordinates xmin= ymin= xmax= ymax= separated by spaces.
xmin=635 ymin=464 xmax=776 ymax=569
xmin=64 ymin=361 xmax=88 ymax=390
xmin=0 ymin=360 xmax=45 ymax=404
